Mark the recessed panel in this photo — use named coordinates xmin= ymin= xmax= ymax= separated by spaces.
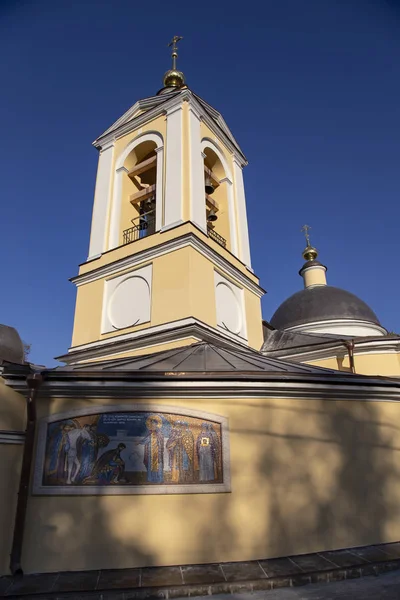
xmin=108 ymin=276 xmax=150 ymax=330
xmin=216 ymin=282 xmax=242 ymax=334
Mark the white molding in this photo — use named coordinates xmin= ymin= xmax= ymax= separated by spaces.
xmin=270 ymin=338 xmax=400 ymax=364
xmin=72 ymin=233 xmax=265 ymax=299
xmin=160 ymin=219 xmax=185 ymax=232
xmin=62 ymin=317 xmax=251 ymax=363
xmin=94 ymin=90 xmax=247 ymax=169
xmin=233 ymin=159 xmax=252 ymax=269
xmin=0 ymin=430 xmax=24 ymax=445
xmin=164 ymin=106 xmax=183 ymax=228
xmin=109 ymin=132 xmax=164 ymax=251
xmin=286 ymin=319 xmax=387 ymax=338
xmin=88 ymin=143 xmax=115 ymax=260
xmin=189 ymin=106 xmax=207 ymax=232
xmin=33 ymin=404 xmax=231 ymax=496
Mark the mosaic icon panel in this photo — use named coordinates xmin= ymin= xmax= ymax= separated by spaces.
xmin=41 ymin=410 xmax=224 ymax=490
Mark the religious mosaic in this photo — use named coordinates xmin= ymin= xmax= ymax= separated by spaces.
xmin=41 ymin=411 xmax=223 ymax=488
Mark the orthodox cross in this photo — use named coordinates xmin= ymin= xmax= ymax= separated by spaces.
xmin=168 ymin=35 xmax=183 ymax=70
xmin=301 ymin=224 xmax=312 ymax=247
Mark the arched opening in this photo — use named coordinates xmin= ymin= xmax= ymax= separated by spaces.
xmin=120 ymin=140 xmax=158 ymax=245
xmin=203 ymin=147 xmax=231 ymax=250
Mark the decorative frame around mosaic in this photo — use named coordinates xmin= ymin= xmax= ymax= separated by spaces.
xmin=33 ymin=404 xmax=231 ymax=495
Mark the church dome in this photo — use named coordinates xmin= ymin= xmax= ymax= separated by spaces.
xmin=270 ymin=286 xmax=385 ymax=336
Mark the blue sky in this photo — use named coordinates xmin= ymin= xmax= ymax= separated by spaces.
xmin=1 ymin=0 xmax=400 ymax=366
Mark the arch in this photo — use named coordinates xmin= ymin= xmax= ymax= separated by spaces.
xmin=200 ymin=138 xmax=232 ymax=181
xmin=200 ymin=138 xmax=238 ymax=255
xmin=109 ymin=131 xmax=164 ymax=249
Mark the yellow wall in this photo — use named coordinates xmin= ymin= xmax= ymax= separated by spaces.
xmin=18 ymin=393 xmax=400 ymax=574
xmin=306 ymin=351 xmax=400 ymax=377
xmin=72 ymin=242 xmax=263 ymax=354
xmin=0 ymin=380 xmax=25 ymax=575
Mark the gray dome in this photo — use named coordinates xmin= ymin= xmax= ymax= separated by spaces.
xmin=0 ymin=325 xmax=24 ymax=364
xmin=270 ymin=286 xmax=381 ymax=331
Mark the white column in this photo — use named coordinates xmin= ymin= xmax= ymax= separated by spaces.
xmin=87 ymin=143 xmax=114 ymax=260
xmin=233 ymin=158 xmax=252 ymax=269
xmin=108 ymin=166 xmax=128 ymax=250
xmin=155 ymin=146 xmax=164 ymax=232
xmin=162 ymin=105 xmax=184 ymax=231
xmin=189 ymin=106 xmax=207 ymax=233
xmin=220 ymin=177 xmax=238 ymax=257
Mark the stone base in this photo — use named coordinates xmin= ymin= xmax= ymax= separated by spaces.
xmin=2 ymin=542 xmax=400 ymax=599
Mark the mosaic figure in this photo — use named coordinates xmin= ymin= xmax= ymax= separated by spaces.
xmin=64 ymin=423 xmax=92 ymax=484
xmin=76 ymin=424 xmax=99 ymax=482
xmin=47 ymin=421 xmax=75 ymax=483
xmin=42 ymin=410 xmax=224 ymax=489
xmin=196 ymin=423 xmax=220 ymax=482
xmin=89 ymin=443 xmax=126 ymax=484
xmin=167 ymin=420 xmax=194 ymax=483
xmin=139 ymin=414 xmax=164 ymax=483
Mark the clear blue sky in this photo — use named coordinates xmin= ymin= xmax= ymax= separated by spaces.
xmin=1 ymin=0 xmax=400 ymax=366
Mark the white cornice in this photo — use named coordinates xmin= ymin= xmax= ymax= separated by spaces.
xmin=56 ymin=318 xmax=252 ymax=365
xmin=72 ymin=232 xmax=264 ymax=298
xmin=272 ymin=338 xmax=400 ymax=364
xmin=94 ymin=90 xmax=247 ymax=166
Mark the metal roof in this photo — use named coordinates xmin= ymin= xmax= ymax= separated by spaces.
xmin=52 ymin=341 xmax=337 ymax=374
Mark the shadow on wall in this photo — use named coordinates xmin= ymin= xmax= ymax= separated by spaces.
xmin=184 ymin=396 xmax=399 ymax=564
xmin=20 ymin=394 xmax=400 ymax=573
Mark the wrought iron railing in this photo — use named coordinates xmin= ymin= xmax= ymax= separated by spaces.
xmin=123 ymin=210 xmax=156 ymax=245
xmin=207 ymin=226 xmax=227 ymax=248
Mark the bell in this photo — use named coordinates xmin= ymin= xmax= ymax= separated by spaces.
xmin=205 ymin=175 xmax=215 ymax=195
xmin=207 ymin=209 xmax=218 ymax=222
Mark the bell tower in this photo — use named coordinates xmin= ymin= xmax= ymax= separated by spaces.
xmin=59 ymin=38 xmax=265 ymax=364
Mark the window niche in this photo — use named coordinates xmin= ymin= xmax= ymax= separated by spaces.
xmin=121 ymin=140 xmax=158 ymax=245
xmin=203 ymin=147 xmax=231 ymax=251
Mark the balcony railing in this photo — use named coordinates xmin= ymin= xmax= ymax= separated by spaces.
xmin=207 ymin=226 xmax=227 ymax=248
xmin=123 ymin=210 xmax=156 ymax=245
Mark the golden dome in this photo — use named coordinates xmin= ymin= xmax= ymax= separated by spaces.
xmin=302 ymin=245 xmax=318 ymax=261
xmin=163 ymin=69 xmax=185 ymax=88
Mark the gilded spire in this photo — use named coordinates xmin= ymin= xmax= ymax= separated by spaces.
xmin=163 ymin=35 xmax=186 ymax=89
xmin=301 ymin=224 xmax=318 ymax=261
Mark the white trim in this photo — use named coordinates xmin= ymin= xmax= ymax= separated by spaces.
xmin=62 ymin=317 xmax=251 ymax=363
xmin=164 ymin=106 xmax=184 ymax=228
xmin=269 ymin=338 xmax=400 ymax=364
xmin=108 ymin=132 xmax=164 ymax=251
xmin=160 ymin=219 xmax=185 ymax=232
xmin=154 ymin=146 xmax=164 ymax=231
xmin=189 ymin=106 xmax=207 ymax=233
xmin=33 ymin=404 xmax=231 ymax=496
xmin=94 ymin=90 xmax=247 ymax=167
xmin=233 ymin=158 xmax=252 ymax=269
xmin=72 ymin=233 xmax=264 ymax=298
xmin=88 ymin=144 xmax=115 ymax=260
xmin=0 ymin=430 xmax=25 ymax=445
xmin=286 ymin=319 xmax=387 ymax=338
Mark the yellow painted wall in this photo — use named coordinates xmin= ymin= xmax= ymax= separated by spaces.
xmin=0 ymin=380 xmax=25 ymax=575
xmin=17 ymin=393 xmax=400 ymax=574
xmin=71 ymin=242 xmax=263 ymax=354
xmin=306 ymin=352 xmax=400 ymax=377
